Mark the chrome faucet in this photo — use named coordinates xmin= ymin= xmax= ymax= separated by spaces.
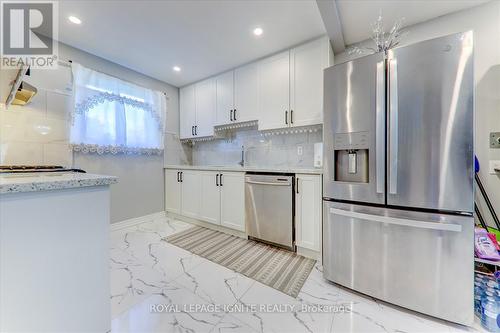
xmin=238 ymin=146 xmax=245 ymax=167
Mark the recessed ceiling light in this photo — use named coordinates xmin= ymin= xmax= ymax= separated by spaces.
xmin=68 ymin=16 xmax=82 ymax=24
xmin=253 ymin=27 xmax=263 ymax=37
xmin=173 ymin=66 xmax=181 ymax=72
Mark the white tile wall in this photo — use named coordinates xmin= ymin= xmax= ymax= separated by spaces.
xmin=0 ymin=89 xmax=73 ymax=167
xmin=191 ymin=127 xmax=322 ymax=169
xmin=164 ymin=132 xmax=192 ymax=166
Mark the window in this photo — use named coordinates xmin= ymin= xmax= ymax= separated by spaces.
xmin=70 ymin=62 xmax=166 ymax=155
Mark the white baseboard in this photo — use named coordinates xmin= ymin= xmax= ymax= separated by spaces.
xmin=166 ymin=211 xmax=247 ymax=239
xmin=296 ymin=246 xmax=322 ymax=262
xmin=110 ymin=211 xmax=166 ymax=231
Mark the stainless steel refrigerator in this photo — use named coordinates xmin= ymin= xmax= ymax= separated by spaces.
xmin=322 ymin=32 xmax=474 ymax=325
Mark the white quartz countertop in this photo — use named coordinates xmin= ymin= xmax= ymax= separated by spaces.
xmin=164 ymin=165 xmax=323 ymax=175
xmin=0 ymin=172 xmax=118 ymax=194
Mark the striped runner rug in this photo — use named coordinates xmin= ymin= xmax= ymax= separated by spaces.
xmin=165 ymin=226 xmax=316 ymax=298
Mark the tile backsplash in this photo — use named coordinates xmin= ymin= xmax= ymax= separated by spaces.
xmin=164 ymin=132 xmax=192 ymax=166
xmin=191 ymin=127 xmax=323 ymax=169
xmin=0 ymin=89 xmax=73 ymax=167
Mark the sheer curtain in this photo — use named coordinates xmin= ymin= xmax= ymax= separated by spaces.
xmin=70 ymin=62 xmax=166 ymax=155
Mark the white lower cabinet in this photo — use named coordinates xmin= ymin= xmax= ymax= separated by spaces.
xmin=165 ymin=169 xmax=245 ymax=232
xmin=295 ymin=174 xmax=322 ymax=251
xmin=220 ymin=172 xmax=245 ymax=231
xmin=180 ymin=170 xmax=202 ymax=219
xmin=199 ymin=171 xmax=221 ymax=225
xmin=165 ymin=169 xmax=182 ymax=214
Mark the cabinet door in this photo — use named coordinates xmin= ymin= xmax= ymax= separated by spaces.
xmin=290 ymin=37 xmax=331 ymax=127
xmin=220 ymin=172 xmax=245 ymax=231
xmin=181 ymin=171 xmax=201 ymax=219
xmin=295 ymin=174 xmax=322 ymax=251
xmin=195 ymin=78 xmax=216 ymax=137
xmin=215 ymin=71 xmax=234 ymax=126
xmin=180 ymin=85 xmax=196 ymax=139
xmin=258 ymin=51 xmax=290 ymax=131
xmin=234 ymin=62 xmax=259 ymax=123
xmin=165 ymin=169 xmax=182 ymax=214
xmin=199 ymin=171 xmax=221 ymax=225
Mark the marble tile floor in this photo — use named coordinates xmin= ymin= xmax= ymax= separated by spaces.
xmin=110 ymin=216 xmax=486 ymax=333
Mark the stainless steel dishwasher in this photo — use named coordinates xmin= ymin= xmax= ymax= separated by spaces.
xmin=245 ymin=173 xmax=294 ymax=250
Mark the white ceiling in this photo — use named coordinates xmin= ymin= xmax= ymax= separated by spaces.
xmin=336 ymin=0 xmax=489 ymax=45
xmin=57 ymin=0 xmax=326 ymax=87
xmin=57 ymin=0 xmax=488 ymax=87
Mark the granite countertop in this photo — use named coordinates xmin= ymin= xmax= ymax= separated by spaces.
xmin=0 ymin=172 xmax=118 ymax=194
xmin=164 ymin=165 xmax=323 ymax=175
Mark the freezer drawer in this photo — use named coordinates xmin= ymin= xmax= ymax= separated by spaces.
xmin=323 ymin=201 xmax=474 ymax=325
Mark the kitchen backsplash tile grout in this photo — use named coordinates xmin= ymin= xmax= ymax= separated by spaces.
xmin=189 ymin=127 xmax=322 ymax=169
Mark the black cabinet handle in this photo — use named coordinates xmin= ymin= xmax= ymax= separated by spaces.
xmin=191 ymin=126 xmax=194 ymax=136
xmin=195 ymin=125 xmax=198 ymax=136
xmin=230 ymin=110 xmax=233 ymax=122
xmin=177 ymin=171 xmax=180 ymax=182
xmin=220 ymin=173 xmax=223 ymax=186
xmin=296 ymin=177 xmax=299 ymax=193
xmin=285 ymin=111 xmax=288 ymax=125
xmin=290 ymin=110 xmax=293 ymax=124
xmin=234 ymin=109 xmax=237 ymax=121
xmin=180 ymin=172 xmax=183 ymax=182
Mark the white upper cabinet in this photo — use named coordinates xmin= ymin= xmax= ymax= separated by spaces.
xmin=215 ymin=71 xmax=234 ymax=126
xmin=258 ymin=51 xmax=291 ymax=131
xmin=234 ymin=62 xmax=259 ymax=123
xmin=179 ymin=36 xmax=332 ymax=137
xmin=195 ymin=78 xmax=216 ymax=137
xmin=180 ymin=85 xmax=196 ymax=139
xmin=290 ymin=37 xmax=332 ymax=127
xmin=215 ymin=63 xmax=259 ymax=126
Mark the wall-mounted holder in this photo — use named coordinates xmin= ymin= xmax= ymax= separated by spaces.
xmin=490 ymin=132 xmax=500 ymax=148
xmin=180 ymin=136 xmax=216 ymax=145
xmin=214 ymin=120 xmax=258 ymax=132
xmin=260 ymin=124 xmax=322 ymax=137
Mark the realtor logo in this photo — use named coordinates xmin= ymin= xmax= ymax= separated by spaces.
xmin=1 ymin=1 xmax=58 ymax=68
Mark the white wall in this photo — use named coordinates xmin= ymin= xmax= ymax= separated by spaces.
xmin=56 ymin=43 xmax=182 ymax=223
xmin=335 ymin=1 xmax=500 ymax=216
xmin=0 ymin=42 xmax=182 ymax=223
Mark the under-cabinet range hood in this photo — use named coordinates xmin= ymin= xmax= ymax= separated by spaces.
xmin=0 ymin=64 xmax=36 ymax=107
xmin=11 ymin=80 xmax=37 ymax=106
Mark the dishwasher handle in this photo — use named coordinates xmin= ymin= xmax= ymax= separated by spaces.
xmin=245 ymin=180 xmax=291 ymax=186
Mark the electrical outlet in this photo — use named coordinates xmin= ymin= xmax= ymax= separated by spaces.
xmin=297 ymin=146 xmax=303 ymax=156
xmin=489 ymin=160 xmax=500 ymax=174
xmin=491 ymin=132 xmax=500 ymax=148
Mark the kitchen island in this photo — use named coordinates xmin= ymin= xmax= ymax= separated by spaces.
xmin=0 ymin=172 xmax=117 ymax=332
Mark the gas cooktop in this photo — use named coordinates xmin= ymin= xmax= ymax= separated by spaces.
xmin=0 ymin=166 xmax=86 ymax=173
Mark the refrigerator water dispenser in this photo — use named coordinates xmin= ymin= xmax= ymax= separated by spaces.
xmin=333 ymin=131 xmax=369 ymax=183
xmin=334 ymin=149 xmax=369 ymax=182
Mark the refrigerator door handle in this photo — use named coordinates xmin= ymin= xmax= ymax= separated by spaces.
xmin=376 ymin=61 xmax=386 ymax=194
xmin=388 ymin=58 xmax=398 ymax=194
xmin=329 ymin=208 xmax=462 ymax=232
